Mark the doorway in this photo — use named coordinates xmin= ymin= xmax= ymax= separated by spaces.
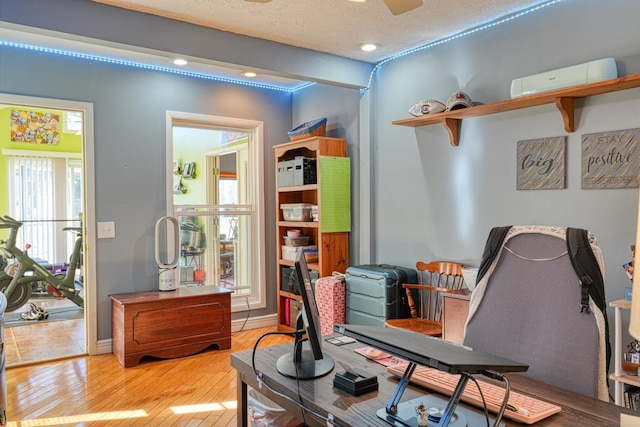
xmin=0 ymin=94 xmax=96 ymax=366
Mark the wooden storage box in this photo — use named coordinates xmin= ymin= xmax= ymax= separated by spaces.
xmin=110 ymin=286 xmax=232 ymax=367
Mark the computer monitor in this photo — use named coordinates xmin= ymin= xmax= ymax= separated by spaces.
xmin=276 ymin=248 xmax=335 ymax=379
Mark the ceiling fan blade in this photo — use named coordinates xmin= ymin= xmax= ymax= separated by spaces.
xmin=382 ymin=0 xmax=423 ymax=15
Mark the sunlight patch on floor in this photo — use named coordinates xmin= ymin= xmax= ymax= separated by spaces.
xmin=170 ymin=400 xmax=236 ymax=414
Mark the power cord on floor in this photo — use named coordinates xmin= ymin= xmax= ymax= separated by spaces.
xmin=251 ymin=330 xmax=337 ymax=426
xmin=231 ymin=297 xmax=250 ymax=336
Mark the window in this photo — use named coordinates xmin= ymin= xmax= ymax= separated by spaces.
xmin=4 ymin=151 xmax=82 ymax=263
xmin=166 ymin=112 xmax=266 ymax=312
xmin=63 ymin=111 xmax=83 ymax=135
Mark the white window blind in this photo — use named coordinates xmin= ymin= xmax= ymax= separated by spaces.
xmin=7 ymin=154 xmax=55 ymax=262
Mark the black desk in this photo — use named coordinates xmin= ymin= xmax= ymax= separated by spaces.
xmin=231 ymin=339 xmax=632 ymax=427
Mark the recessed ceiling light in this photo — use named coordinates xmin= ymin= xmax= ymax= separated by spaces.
xmin=173 ymin=58 xmax=188 ymax=66
xmin=348 ymin=0 xmax=366 ymax=2
xmin=359 ymin=43 xmax=378 ymax=52
xmin=242 ymin=71 xmax=257 ymax=77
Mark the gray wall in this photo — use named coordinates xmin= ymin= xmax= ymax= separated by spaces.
xmin=0 ymin=47 xmax=292 ymax=340
xmin=371 ymin=0 xmax=640 ymax=340
xmin=292 ymin=83 xmax=362 ymax=263
xmin=0 ymin=0 xmax=372 ymax=342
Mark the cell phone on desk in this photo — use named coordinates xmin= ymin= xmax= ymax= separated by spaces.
xmin=326 ymin=336 xmax=357 ymax=346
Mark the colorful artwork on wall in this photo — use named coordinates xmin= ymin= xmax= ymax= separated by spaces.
xmin=10 ymin=109 xmax=60 ymax=144
xmin=582 ymin=128 xmax=640 ymax=189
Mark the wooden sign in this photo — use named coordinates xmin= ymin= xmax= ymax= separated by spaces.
xmin=582 ymin=128 xmax=640 ymax=189
xmin=517 ymin=137 xmax=566 ymax=190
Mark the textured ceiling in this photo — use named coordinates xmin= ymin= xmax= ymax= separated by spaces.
xmin=91 ymin=0 xmax=551 ymax=63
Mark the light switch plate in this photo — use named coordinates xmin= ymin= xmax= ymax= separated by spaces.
xmin=97 ymin=221 xmax=116 ymax=239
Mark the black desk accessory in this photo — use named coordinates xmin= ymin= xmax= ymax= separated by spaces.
xmin=334 ymin=324 xmax=529 ymax=427
xmin=334 ymin=370 xmax=379 ymax=396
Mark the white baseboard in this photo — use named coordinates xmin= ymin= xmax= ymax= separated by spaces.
xmin=95 ymin=339 xmax=112 ymax=355
xmin=232 ymin=313 xmax=277 ymax=332
xmin=93 ymin=313 xmax=278 ymax=355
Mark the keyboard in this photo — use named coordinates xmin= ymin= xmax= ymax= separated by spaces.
xmin=387 ymin=363 xmax=561 ymax=424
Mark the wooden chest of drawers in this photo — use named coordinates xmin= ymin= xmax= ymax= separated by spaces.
xmin=110 ymin=286 xmax=232 ymax=367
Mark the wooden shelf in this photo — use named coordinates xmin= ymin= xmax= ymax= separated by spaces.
xmin=392 ymin=74 xmax=640 ymax=147
xmin=279 ymin=290 xmax=301 ymax=301
xmin=611 ymin=299 xmax=632 ymax=310
xmin=278 ymin=221 xmax=318 ymax=228
xmin=277 ymin=184 xmax=318 ymax=193
xmin=278 ymin=259 xmax=319 ymax=270
xmin=610 ymin=373 xmax=640 ymax=388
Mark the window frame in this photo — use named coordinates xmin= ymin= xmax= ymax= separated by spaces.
xmin=165 ymin=111 xmax=266 ymax=313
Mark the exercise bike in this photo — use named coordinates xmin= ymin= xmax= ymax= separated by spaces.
xmin=0 ymin=215 xmax=84 ymax=312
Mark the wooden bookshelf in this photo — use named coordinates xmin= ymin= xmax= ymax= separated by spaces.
xmin=274 ymin=137 xmax=350 ymax=332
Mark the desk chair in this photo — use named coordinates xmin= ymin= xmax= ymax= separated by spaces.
xmin=463 ymin=225 xmax=609 ymax=401
xmin=385 ymin=261 xmax=464 ymax=336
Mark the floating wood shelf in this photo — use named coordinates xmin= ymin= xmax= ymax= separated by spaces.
xmin=392 ymin=74 xmax=640 ymax=147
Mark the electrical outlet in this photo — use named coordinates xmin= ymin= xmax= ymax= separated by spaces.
xmin=97 ymin=221 xmax=116 ymax=239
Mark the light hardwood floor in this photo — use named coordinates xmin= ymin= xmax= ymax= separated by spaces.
xmin=6 ymin=326 xmax=291 ymax=426
xmin=5 ymin=318 xmax=84 ymax=366
xmin=5 ymin=298 xmax=85 ymax=366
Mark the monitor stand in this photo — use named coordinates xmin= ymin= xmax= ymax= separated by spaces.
xmin=377 ymin=362 xmax=505 ymax=427
xmin=275 ymin=314 xmax=334 ymax=380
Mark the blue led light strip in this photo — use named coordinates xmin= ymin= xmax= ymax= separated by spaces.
xmin=0 ymin=0 xmax=564 ymax=93
xmin=0 ymin=40 xmax=315 ymax=93
xmin=364 ymin=0 xmax=567 ymax=91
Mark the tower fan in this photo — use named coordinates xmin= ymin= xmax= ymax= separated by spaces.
xmin=155 ymin=216 xmax=180 ymax=291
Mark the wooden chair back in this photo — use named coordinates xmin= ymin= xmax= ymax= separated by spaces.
xmin=385 ymin=260 xmax=464 ymax=336
xmin=410 ymin=261 xmax=464 ymax=322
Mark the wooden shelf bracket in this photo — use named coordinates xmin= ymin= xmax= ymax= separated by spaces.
xmin=442 ymin=118 xmax=462 ymax=147
xmin=555 ymin=96 xmax=575 ymax=133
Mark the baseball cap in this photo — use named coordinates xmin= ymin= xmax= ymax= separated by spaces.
xmin=446 ymin=91 xmax=473 ymax=111
xmin=408 ymin=99 xmax=446 ymax=117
